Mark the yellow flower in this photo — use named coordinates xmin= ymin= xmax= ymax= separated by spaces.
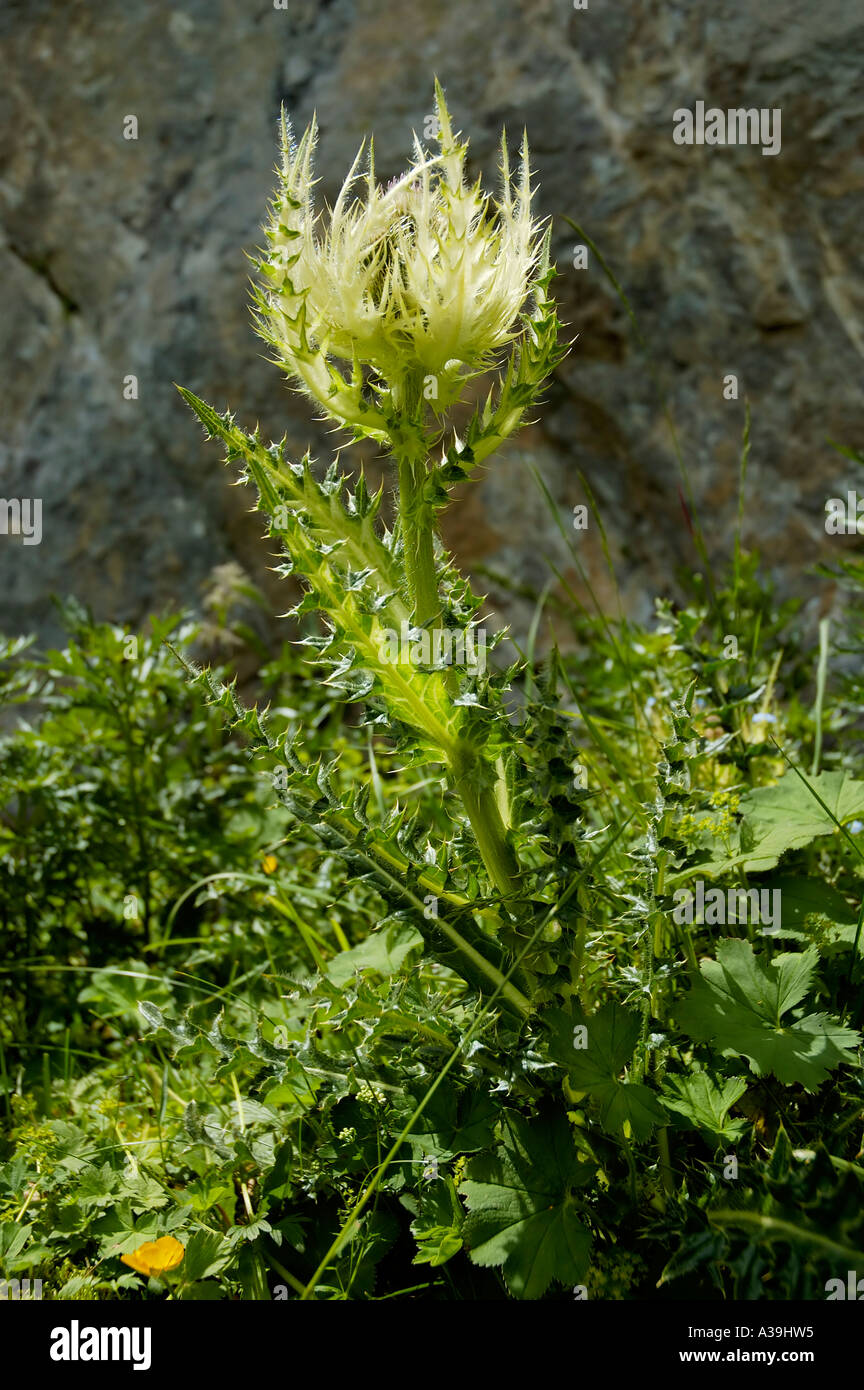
xmin=262 ymin=854 xmax=278 ymax=874
xmin=254 ymin=79 xmax=547 ymax=427
xmin=120 ymin=1235 xmax=185 ymax=1277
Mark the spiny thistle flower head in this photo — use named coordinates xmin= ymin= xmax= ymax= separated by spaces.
xmin=253 ymin=80 xmax=551 ymax=435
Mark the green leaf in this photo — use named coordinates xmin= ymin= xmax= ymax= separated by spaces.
xmin=660 ymin=1072 xmax=749 ymax=1142
xmin=767 ymin=875 xmax=861 ymax=954
xmin=545 ymin=1001 xmax=666 ymax=1139
xmin=677 ymin=939 xmax=861 ymax=1089
xmin=696 ymin=771 xmax=864 ymax=876
xmin=406 ymin=1177 xmax=464 ymax=1267
xmin=0 ymin=1221 xmax=32 ymax=1264
xmin=412 ymin=1226 xmax=464 ymax=1267
xmin=594 ymin=1082 xmax=668 ymax=1141
xmin=748 ymin=771 xmax=864 ymax=836
xmin=659 ymin=1229 xmax=726 ymax=1286
xmin=771 ymin=875 xmax=857 ymax=927
xmin=461 ymin=1110 xmax=592 ymax=1299
xmin=399 ymin=1084 xmax=497 ymax=1161
xmin=565 ymin=1001 xmax=640 ymax=1085
xmin=180 ymin=1230 xmax=233 ymax=1282
xmin=325 ymin=922 xmax=423 ymax=985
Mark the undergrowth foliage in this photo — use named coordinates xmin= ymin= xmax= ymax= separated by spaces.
xmin=1 ymin=88 xmax=863 ymax=1302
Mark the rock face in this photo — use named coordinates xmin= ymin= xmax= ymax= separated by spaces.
xmin=2 ymin=0 xmax=863 ymax=645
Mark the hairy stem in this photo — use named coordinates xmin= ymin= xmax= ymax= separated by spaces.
xmin=397 ymin=453 xmax=440 ymax=627
xmin=392 ymin=373 xmax=440 ymax=627
xmin=450 ymin=747 xmax=520 ymax=899
xmin=390 ymin=393 xmax=519 ymax=894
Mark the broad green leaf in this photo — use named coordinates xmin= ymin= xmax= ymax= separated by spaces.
xmin=325 ymin=922 xmax=424 ymax=985
xmin=544 ymin=1001 xmax=665 ymax=1139
xmin=461 ymin=1110 xmax=592 ymax=1299
xmin=398 ymin=1084 xmax=497 ymax=1161
xmin=566 ymin=1001 xmax=640 ymax=1085
xmin=767 ymin=875 xmax=861 ymax=954
xmin=677 ymin=939 xmax=860 ymax=1090
xmin=771 ymin=875 xmax=856 ymax=928
xmin=748 ymin=771 xmax=864 ymax=837
xmin=705 ymin=937 xmax=817 ymax=1018
xmin=594 ymin=1082 xmax=668 ymax=1141
xmin=695 ymin=771 xmax=864 ymax=876
xmin=660 ymin=1072 xmax=748 ymax=1142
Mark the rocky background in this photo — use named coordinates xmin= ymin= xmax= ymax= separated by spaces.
xmin=2 ymin=0 xmax=863 ymax=648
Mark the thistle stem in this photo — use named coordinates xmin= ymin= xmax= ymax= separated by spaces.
xmin=392 ymin=386 xmax=518 ymax=899
xmin=397 ymin=454 xmax=440 ymax=627
xmin=450 ymin=748 xmax=520 ymax=900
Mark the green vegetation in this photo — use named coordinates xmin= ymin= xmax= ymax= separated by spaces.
xmin=1 ymin=86 xmax=861 ymax=1302
xmin=2 ymin=531 xmax=862 ymax=1301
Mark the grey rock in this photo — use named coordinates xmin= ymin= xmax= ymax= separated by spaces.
xmin=1 ymin=0 xmax=862 ymax=647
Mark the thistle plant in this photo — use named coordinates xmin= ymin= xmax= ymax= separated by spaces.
xmin=7 ymin=89 xmax=863 ymax=1306
xmin=180 ymin=81 xmax=565 ymax=908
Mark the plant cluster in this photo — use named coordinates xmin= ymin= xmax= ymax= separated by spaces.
xmin=1 ymin=88 xmax=862 ymax=1301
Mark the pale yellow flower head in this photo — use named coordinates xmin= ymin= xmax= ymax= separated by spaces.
xmin=254 ymin=80 xmax=547 ymax=428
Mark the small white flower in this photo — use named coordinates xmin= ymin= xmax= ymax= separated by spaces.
xmin=356 ymin=1081 xmax=387 ymax=1106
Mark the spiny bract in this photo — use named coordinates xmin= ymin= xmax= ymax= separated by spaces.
xmin=253 ymin=78 xmax=548 ymax=425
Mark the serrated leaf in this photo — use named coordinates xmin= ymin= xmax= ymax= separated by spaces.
xmin=399 ymin=1084 xmax=497 ymax=1161
xmin=544 ymin=1001 xmax=666 ymax=1139
xmin=594 ymin=1082 xmax=668 ymax=1141
xmin=696 ymin=771 xmax=864 ymax=875
xmin=659 ymin=1229 xmax=726 ymax=1286
xmin=677 ymin=939 xmax=861 ymax=1089
xmin=325 ymin=922 xmax=423 ymax=985
xmin=545 ymin=1000 xmax=640 ymax=1083
xmin=660 ymin=1072 xmax=749 ymax=1141
xmin=461 ymin=1110 xmax=592 ymax=1299
xmin=180 ymin=1229 xmax=233 ymax=1282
